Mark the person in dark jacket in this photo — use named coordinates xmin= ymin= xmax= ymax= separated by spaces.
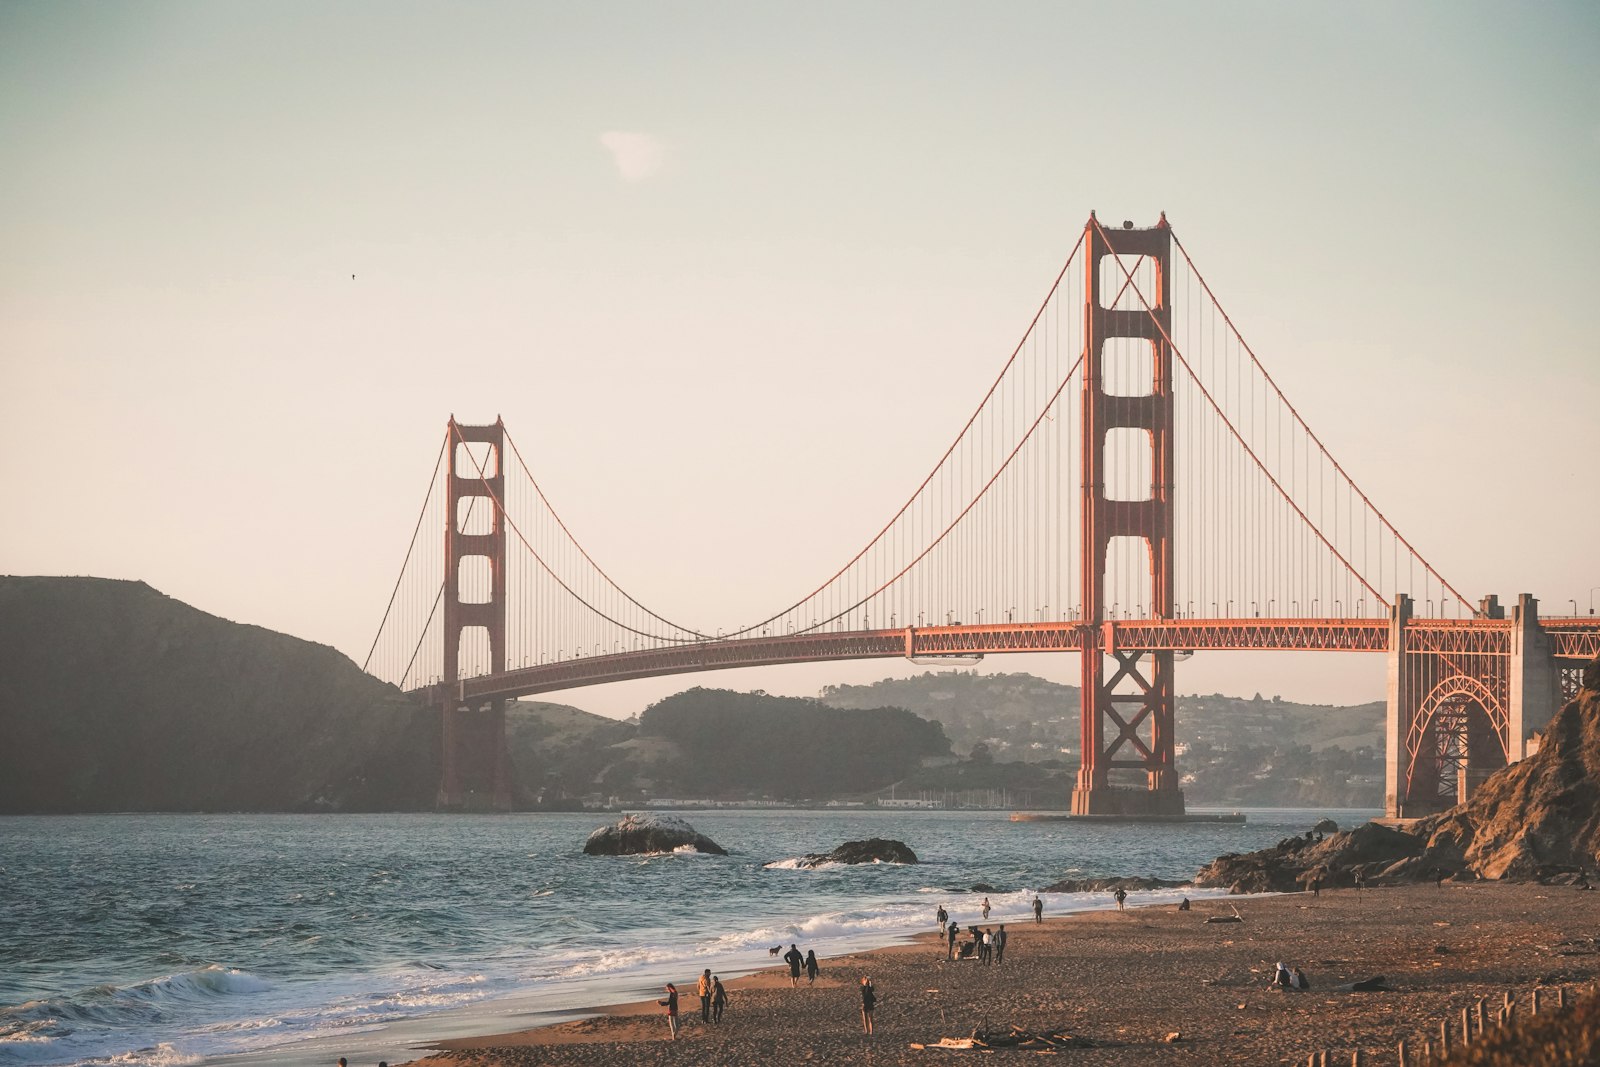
xmin=994 ymin=924 xmax=1008 ymax=965
xmin=1032 ymin=896 xmax=1043 ymax=923
xmin=946 ymin=921 xmax=959 ymax=960
xmin=804 ymin=949 xmax=820 ymax=985
xmin=859 ymin=975 xmax=876 ymax=1034
xmin=658 ymin=982 xmax=680 ymax=1039
xmin=711 ymin=976 xmax=727 ymax=1023
xmin=783 ymin=944 xmax=804 ymax=987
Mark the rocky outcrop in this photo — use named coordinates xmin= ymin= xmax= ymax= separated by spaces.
xmin=1195 ymin=822 xmax=1427 ymax=893
xmin=1421 ymin=655 xmax=1600 ymax=880
xmin=1196 ymin=655 xmax=1600 ymax=892
xmin=794 ymin=838 xmax=918 ymax=867
xmin=582 ymin=812 xmax=728 ymax=856
xmin=1043 ymin=875 xmax=1187 ymax=893
xmin=1312 ymin=817 xmax=1340 ymax=834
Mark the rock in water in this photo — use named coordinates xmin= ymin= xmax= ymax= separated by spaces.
xmin=583 ymin=812 xmax=727 ymax=856
xmin=1312 ymin=817 xmax=1340 ymax=834
xmin=1043 ymin=875 xmax=1186 ymax=893
xmin=793 ymin=838 xmax=918 ymax=868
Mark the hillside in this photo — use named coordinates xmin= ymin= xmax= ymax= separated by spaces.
xmin=504 ymin=700 xmax=635 ymax=805
xmin=821 ymin=670 xmax=1384 ymax=806
xmin=0 ymin=576 xmax=438 ymax=812
xmin=601 ymin=687 xmax=953 ymax=800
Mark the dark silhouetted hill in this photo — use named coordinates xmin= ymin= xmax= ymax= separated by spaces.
xmin=613 ymin=688 xmax=952 ymax=799
xmin=0 ymin=576 xmax=438 ymax=812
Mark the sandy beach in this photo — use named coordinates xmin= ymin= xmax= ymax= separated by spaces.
xmin=412 ymin=882 xmax=1600 ymax=1066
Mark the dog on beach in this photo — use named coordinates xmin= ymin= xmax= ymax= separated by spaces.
xmin=768 ymin=945 xmax=782 ymax=956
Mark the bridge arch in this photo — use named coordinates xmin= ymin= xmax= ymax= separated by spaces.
xmin=1403 ymin=674 xmax=1508 ymax=814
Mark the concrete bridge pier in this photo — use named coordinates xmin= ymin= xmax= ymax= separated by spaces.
xmin=1508 ymin=594 xmax=1559 ymax=760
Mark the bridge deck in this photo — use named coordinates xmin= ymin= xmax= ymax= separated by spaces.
xmin=412 ymin=618 xmax=1599 ymax=706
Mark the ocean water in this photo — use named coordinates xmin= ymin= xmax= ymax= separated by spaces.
xmin=0 ymin=809 xmax=1374 ymax=1067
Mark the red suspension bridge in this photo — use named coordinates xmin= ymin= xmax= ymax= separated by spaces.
xmin=364 ymin=214 xmax=1599 ymax=817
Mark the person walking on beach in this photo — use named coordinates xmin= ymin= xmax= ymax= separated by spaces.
xmin=1032 ymin=895 xmax=1043 ymax=924
xmin=981 ymin=896 xmax=991 ymax=920
xmin=1354 ymin=869 xmax=1366 ymax=892
xmin=805 ymin=949 xmax=820 ymax=985
xmin=698 ymin=968 xmax=713 ymax=1022
xmin=936 ymin=904 xmax=948 ymax=935
xmin=659 ymin=982 xmax=680 ymax=1039
xmin=994 ymin=924 xmax=1007 ymax=965
xmin=980 ymin=927 xmax=993 ymax=964
xmin=783 ymin=944 xmax=804 ymax=987
xmin=859 ymin=976 xmax=876 ymax=1034
xmin=711 ymin=976 xmax=727 ymax=1023
xmin=946 ymin=921 xmax=959 ymax=960
xmin=1114 ymin=886 xmax=1128 ymax=912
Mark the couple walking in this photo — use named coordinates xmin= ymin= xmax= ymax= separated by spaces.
xmin=782 ymin=944 xmax=821 ymax=986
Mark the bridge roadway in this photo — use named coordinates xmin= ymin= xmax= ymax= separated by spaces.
xmin=419 ymin=617 xmax=1600 ymax=708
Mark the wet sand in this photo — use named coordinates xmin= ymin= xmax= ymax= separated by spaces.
xmin=412 ymin=882 xmax=1600 ymax=1066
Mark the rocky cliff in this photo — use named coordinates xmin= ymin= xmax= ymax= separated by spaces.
xmin=0 ymin=576 xmax=439 ymax=812
xmin=1197 ymin=655 xmax=1600 ymax=891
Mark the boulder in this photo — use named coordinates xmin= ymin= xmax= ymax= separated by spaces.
xmin=1313 ymin=817 xmax=1340 ymax=834
xmin=793 ymin=837 xmax=917 ymax=867
xmin=1043 ymin=875 xmax=1186 ymax=893
xmin=582 ymin=812 xmax=727 ymax=856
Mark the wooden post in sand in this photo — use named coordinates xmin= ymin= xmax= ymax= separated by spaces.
xmin=1532 ymin=987 xmax=1541 ymax=1014
xmin=1460 ymin=1007 xmax=1470 ymax=1043
xmin=1396 ymin=1037 xmax=1408 ymax=1067
xmin=1558 ymin=986 xmax=1567 ymax=1009
xmin=1476 ymin=997 xmax=1486 ymax=1033
xmin=1420 ymin=1037 xmax=1432 ymax=1061
xmin=1438 ymin=1019 xmax=1449 ymax=1053
xmin=1503 ymin=990 xmax=1513 ymax=1017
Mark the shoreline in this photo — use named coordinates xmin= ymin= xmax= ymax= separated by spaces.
xmin=407 ymin=882 xmax=1600 ymax=1066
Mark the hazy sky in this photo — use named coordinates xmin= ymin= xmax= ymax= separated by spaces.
xmin=4 ymin=2 xmax=1597 ymax=719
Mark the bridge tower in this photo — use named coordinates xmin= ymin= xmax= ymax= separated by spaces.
xmin=1072 ymin=214 xmax=1184 ymax=816
xmin=440 ymin=417 xmax=513 ymax=811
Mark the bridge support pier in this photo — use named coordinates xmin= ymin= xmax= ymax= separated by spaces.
xmin=439 ymin=693 xmax=512 ymax=812
xmin=1383 ymin=596 xmax=1414 ymax=819
xmin=1508 ymin=594 xmax=1558 ymax=761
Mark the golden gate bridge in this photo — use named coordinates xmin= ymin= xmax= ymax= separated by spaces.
xmin=363 ymin=214 xmax=1600 ymax=817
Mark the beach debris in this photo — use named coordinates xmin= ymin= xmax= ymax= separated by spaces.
xmin=1346 ymin=975 xmax=1395 ymax=992
xmin=791 ymin=838 xmax=918 ymax=867
xmin=911 ymin=1027 xmax=1113 ymax=1052
xmin=1204 ymin=904 xmax=1246 ymax=924
xmin=1164 ymin=1031 xmax=1183 ymax=1043
xmin=581 ymin=812 xmax=728 ymax=856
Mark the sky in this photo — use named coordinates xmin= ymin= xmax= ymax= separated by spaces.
xmin=3 ymin=1 xmax=1598 ymax=719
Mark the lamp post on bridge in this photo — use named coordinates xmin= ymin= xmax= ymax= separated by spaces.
xmin=1590 ymin=586 xmax=1600 ymax=614
xmin=1570 ymin=599 xmax=1579 ymax=617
